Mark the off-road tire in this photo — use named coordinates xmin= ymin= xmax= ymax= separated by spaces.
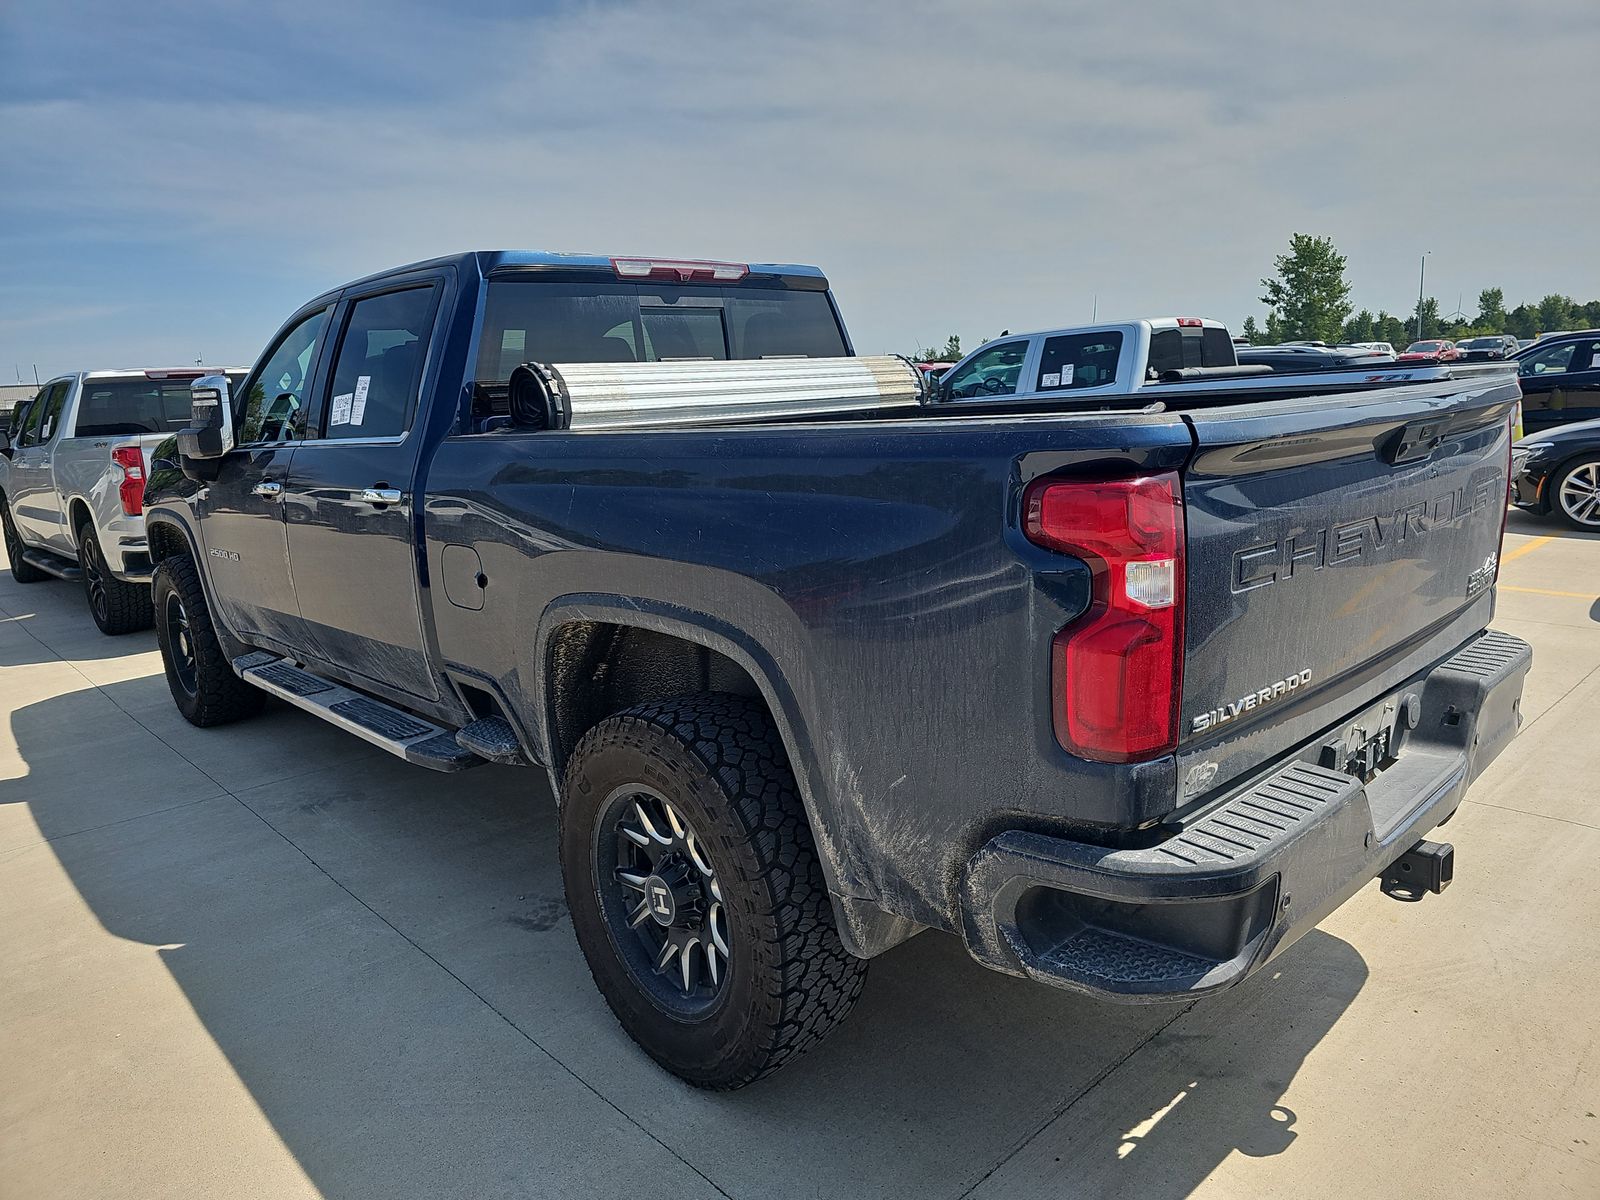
xmin=1 ymin=496 xmax=48 ymax=583
xmin=560 ymin=693 xmax=868 ymax=1088
xmin=77 ymin=520 xmax=153 ymax=635
xmin=152 ymin=555 xmax=264 ymax=726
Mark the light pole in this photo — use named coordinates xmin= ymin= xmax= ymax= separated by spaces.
xmin=1416 ymin=252 xmax=1430 ymax=342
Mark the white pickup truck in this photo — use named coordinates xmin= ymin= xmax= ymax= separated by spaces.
xmin=0 ymin=368 xmax=243 ymax=634
xmin=937 ymin=317 xmax=1516 ymax=408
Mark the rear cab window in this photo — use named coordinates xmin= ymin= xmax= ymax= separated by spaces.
xmin=73 ymin=377 xmax=198 ymax=437
xmin=474 ymin=277 xmax=849 ymax=387
xmin=1147 ymin=324 xmax=1238 ymax=376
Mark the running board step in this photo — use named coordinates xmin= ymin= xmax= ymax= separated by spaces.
xmin=455 ymin=716 xmax=529 ymax=766
xmin=233 ymin=652 xmax=483 ymax=772
xmin=20 ymin=549 xmax=82 ymax=581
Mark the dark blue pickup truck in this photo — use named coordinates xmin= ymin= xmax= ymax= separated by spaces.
xmin=143 ymin=250 xmax=1531 ymax=1088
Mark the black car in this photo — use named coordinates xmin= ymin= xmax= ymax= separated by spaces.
xmin=1512 ymin=331 xmax=1600 ymax=434
xmin=1457 ymin=335 xmax=1519 ymax=361
xmin=1511 ymin=417 xmax=1600 ymax=529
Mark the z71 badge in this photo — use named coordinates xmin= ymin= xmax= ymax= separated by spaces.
xmin=1191 ymin=668 xmax=1312 ymax=734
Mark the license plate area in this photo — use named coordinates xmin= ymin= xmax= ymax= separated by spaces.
xmin=1318 ymin=690 xmax=1413 ymax=783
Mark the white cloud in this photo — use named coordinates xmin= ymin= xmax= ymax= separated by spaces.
xmin=2 ymin=0 xmax=1598 ymax=370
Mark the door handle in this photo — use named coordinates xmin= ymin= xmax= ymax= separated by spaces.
xmin=360 ymin=487 xmax=403 ymax=506
xmin=252 ymin=481 xmax=283 ymax=499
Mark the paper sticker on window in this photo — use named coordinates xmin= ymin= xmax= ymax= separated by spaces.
xmin=351 ymin=375 xmax=370 ymax=426
xmin=330 ymin=392 xmax=354 ymax=425
xmin=1041 ymin=372 xmax=1061 ymax=388
xmin=1059 ymin=364 xmax=1074 ymax=386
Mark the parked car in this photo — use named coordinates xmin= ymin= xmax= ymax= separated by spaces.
xmin=1397 ymin=340 xmax=1460 ymax=363
xmin=1344 ymin=341 xmax=1397 ymax=357
xmin=143 ymin=250 xmax=1528 ymax=1088
xmin=1516 ymin=339 xmax=1536 ymax=350
xmin=1457 ymin=335 xmax=1520 ymax=361
xmin=1512 ymin=331 xmax=1600 ymax=434
xmin=1511 ymin=418 xmax=1600 ymax=529
xmin=0 ymin=368 xmax=245 ymax=633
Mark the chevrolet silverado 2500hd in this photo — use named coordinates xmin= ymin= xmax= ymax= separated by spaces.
xmin=0 ymin=368 xmax=244 ymax=633
xmin=142 ymin=251 xmax=1530 ymax=1088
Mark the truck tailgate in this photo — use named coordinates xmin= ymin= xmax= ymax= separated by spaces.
xmin=1178 ymin=379 xmax=1517 ymax=775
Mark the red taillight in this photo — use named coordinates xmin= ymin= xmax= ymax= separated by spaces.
xmin=112 ymin=445 xmax=145 ymax=516
xmin=611 ymin=257 xmax=749 ymax=283
xmin=1024 ymin=472 xmax=1185 ymax=763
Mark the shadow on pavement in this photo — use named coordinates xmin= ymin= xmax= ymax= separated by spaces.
xmin=5 ymin=674 xmax=1370 ymax=1199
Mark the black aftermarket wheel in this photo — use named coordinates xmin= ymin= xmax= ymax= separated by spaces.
xmin=560 ymin=693 xmax=868 ymax=1088
xmin=151 ymin=556 xmax=264 ymax=727
xmin=1 ymin=496 xmax=47 ymax=583
xmin=77 ymin=521 xmax=152 ymax=635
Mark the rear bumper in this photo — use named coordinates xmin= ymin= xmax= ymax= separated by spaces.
xmin=959 ymin=629 xmax=1531 ymax=1001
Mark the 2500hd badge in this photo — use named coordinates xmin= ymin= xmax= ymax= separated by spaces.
xmin=1191 ymin=667 xmax=1313 ymax=734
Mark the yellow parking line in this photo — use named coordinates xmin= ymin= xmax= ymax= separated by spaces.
xmin=1500 ymin=585 xmax=1597 ymax=600
xmin=1500 ymin=535 xmax=1555 ymax=564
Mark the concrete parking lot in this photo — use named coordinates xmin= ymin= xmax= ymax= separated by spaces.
xmin=2 ymin=511 xmax=1597 ymax=1200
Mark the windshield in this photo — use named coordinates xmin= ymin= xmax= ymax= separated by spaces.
xmin=475 ymin=278 xmax=848 ymax=382
xmin=74 ymin=378 xmax=199 ymax=436
xmin=1465 ymin=338 xmax=1500 ymax=349
xmin=1407 ymin=342 xmax=1443 ymax=353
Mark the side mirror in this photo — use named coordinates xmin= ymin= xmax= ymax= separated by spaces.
xmin=177 ymin=375 xmax=235 ymax=461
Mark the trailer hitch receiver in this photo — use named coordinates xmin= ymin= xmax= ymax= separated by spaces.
xmin=1380 ymin=839 xmax=1454 ymax=902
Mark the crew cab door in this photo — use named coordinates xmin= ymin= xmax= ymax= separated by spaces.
xmin=281 ymin=277 xmax=443 ymax=700
xmin=198 ymin=304 xmax=332 ymax=651
xmin=8 ymin=379 xmax=71 ymax=548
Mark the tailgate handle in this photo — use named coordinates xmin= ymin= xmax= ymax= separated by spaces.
xmin=1383 ymin=419 xmax=1446 ymax=465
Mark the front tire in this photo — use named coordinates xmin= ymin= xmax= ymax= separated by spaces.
xmin=77 ymin=521 xmax=152 ymax=635
xmin=560 ymin=694 xmax=868 ymax=1088
xmin=2 ymin=496 xmax=48 ymax=583
xmin=1552 ymin=457 xmax=1600 ymax=531
xmin=152 ymin=555 xmax=264 ymax=726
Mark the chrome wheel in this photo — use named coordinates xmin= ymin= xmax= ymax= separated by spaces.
xmin=599 ymin=785 xmax=729 ymax=1012
xmin=1557 ymin=460 xmax=1600 ymax=527
xmin=164 ymin=591 xmax=198 ymax=696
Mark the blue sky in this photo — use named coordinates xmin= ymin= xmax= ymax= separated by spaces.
xmin=2 ymin=0 xmax=1598 ymax=378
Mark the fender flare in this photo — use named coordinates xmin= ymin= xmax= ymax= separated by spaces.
xmin=531 ymin=594 xmax=859 ymax=909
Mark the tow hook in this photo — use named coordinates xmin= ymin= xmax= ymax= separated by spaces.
xmin=1380 ymin=839 xmax=1454 ymax=902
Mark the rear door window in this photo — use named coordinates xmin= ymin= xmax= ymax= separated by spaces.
xmin=1035 ymin=332 xmax=1124 ymax=391
xmin=321 ymin=286 xmax=438 ymax=440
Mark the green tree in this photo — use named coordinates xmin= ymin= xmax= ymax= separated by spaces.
xmin=910 ymin=334 xmax=964 ymax=362
xmin=1259 ymin=233 xmax=1353 ymax=343
xmin=1476 ymin=288 xmax=1506 ymax=330
xmin=1414 ymin=297 xmax=1441 ymax=341
xmin=1536 ymin=294 xmax=1577 ymax=334
xmin=1241 ymin=316 xmax=1262 ymax=343
xmin=1342 ymin=309 xmax=1376 ymax=343
xmin=1506 ymin=305 xmax=1539 ymax=340
xmin=1375 ymin=311 xmax=1410 ymax=349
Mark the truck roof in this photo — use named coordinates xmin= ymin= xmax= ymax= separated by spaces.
xmin=335 ymin=250 xmax=829 ymax=298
